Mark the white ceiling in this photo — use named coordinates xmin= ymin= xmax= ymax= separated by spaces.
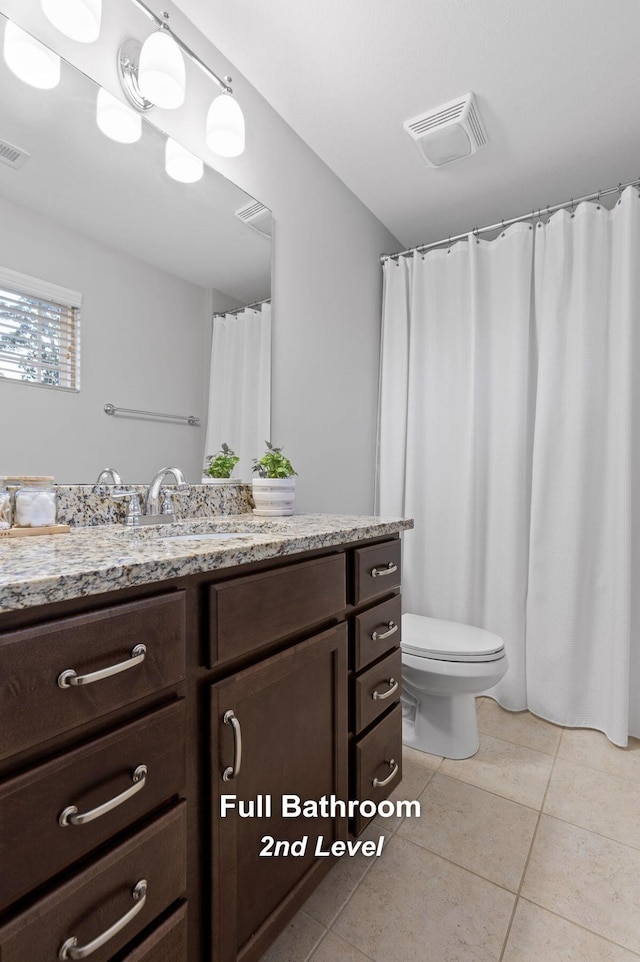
xmin=175 ymin=0 xmax=640 ymax=252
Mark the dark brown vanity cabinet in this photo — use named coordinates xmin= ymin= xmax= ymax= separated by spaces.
xmin=211 ymin=623 xmax=348 ymax=962
xmin=0 ymin=532 xmax=404 ymax=962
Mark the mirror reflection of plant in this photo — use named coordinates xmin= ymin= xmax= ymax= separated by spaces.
xmin=204 ymin=442 xmax=240 ymax=478
xmin=252 ymin=441 xmax=297 ymax=479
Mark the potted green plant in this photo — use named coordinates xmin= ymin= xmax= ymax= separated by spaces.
xmin=202 ymin=443 xmax=240 ymax=483
xmin=251 ymin=441 xmax=297 ymax=515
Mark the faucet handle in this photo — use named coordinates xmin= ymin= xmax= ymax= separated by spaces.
xmin=161 ymin=484 xmax=189 ymax=517
xmin=110 ymin=489 xmax=142 ymax=527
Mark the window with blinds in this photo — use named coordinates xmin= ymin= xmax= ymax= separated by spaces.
xmin=0 ymin=267 xmax=81 ymax=392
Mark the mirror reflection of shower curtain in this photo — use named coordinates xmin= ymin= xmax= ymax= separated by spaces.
xmin=204 ymin=303 xmax=271 ymax=481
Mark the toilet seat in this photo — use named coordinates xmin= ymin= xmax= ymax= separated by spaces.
xmin=401 ymin=614 xmax=505 ymax=663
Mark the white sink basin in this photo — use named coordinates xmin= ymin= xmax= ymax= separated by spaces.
xmin=159 ymin=532 xmax=253 ymax=542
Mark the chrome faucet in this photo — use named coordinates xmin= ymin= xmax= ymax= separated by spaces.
xmin=95 ymin=467 xmax=123 ymax=486
xmin=145 ymin=466 xmax=189 ymax=519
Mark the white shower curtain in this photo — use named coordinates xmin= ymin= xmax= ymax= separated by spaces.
xmin=204 ymin=303 xmax=271 ymax=481
xmin=377 ymin=189 xmax=639 ymax=744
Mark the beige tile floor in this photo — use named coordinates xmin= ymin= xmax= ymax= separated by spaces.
xmin=262 ymin=699 xmax=640 ymax=962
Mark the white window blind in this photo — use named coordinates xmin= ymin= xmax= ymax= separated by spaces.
xmin=0 ymin=267 xmax=81 ymax=391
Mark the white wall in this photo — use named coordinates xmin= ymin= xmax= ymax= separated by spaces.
xmin=0 ymin=196 xmax=210 ymax=482
xmin=0 ymin=1 xmax=400 ymax=511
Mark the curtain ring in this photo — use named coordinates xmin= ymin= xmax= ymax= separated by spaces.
xmin=596 ymin=188 xmax=601 ymax=209
xmin=570 ymin=198 xmax=575 ymax=219
xmin=473 ymin=227 xmax=480 ymax=244
xmin=529 ymin=210 xmax=535 ymax=230
xmin=501 ymin=219 xmax=506 ymax=237
xmin=617 ymin=183 xmax=623 ymax=205
xmin=536 ymin=209 xmax=543 ymax=228
xmin=447 ymin=236 xmax=451 ymax=253
xmin=546 ymin=205 xmax=551 ymax=223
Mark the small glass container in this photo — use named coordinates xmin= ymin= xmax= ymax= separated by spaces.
xmin=14 ymin=477 xmax=57 ymax=528
xmin=0 ymin=480 xmax=11 ymax=530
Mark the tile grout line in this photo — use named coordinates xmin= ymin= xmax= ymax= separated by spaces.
xmin=497 ymin=723 xmax=564 ymax=961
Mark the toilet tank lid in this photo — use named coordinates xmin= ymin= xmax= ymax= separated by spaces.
xmin=401 ymin=614 xmax=504 ymax=659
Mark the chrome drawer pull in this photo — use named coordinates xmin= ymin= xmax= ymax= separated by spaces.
xmin=57 ymin=644 xmax=146 ymax=689
xmin=372 ymin=759 xmax=399 ymax=789
xmin=222 ymin=709 xmax=242 ymax=782
xmin=59 ymin=765 xmax=148 ymax=827
xmin=58 ymin=879 xmax=147 ymax=959
xmin=371 ymin=620 xmax=398 ymax=642
xmin=372 ymin=677 xmax=399 ymax=701
xmin=371 ymin=562 xmax=398 ymax=578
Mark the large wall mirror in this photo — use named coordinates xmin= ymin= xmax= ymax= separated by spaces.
xmin=0 ymin=12 xmax=271 ymax=483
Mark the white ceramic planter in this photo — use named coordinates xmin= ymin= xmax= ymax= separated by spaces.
xmin=252 ymin=477 xmax=296 ymax=516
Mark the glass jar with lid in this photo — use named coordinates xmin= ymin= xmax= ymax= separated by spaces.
xmin=12 ymin=476 xmax=57 ymax=528
xmin=0 ymin=478 xmax=10 ymax=530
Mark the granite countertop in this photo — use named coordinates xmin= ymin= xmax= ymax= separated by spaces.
xmin=0 ymin=513 xmax=413 ymax=613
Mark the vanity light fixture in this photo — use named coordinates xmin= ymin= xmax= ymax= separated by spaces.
xmin=120 ymin=0 xmax=245 ymax=156
xmin=3 ymin=21 xmax=61 ymax=89
xmin=206 ymin=92 xmax=245 ymax=158
xmin=165 ymin=137 xmax=203 ymax=182
xmin=40 ymin=0 xmax=102 ymax=44
xmin=137 ymin=14 xmax=185 ymax=109
xmin=96 ymin=87 xmax=142 ymax=143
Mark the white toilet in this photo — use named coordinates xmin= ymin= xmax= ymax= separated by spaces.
xmin=401 ymin=613 xmax=508 ymax=759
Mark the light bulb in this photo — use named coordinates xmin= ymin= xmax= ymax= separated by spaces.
xmin=3 ymin=21 xmax=60 ymax=89
xmin=40 ymin=0 xmax=102 ymax=43
xmin=165 ymin=138 xmax=203 ymax=183
xmin=206 ymin=93 xmax=245 ymax=157
xmin=138 ymin=28 xmax=185 ymax=109
xmin=96 ymin=88 xmax=141 ymax=144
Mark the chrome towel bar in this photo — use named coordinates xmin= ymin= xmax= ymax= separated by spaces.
xmin=104 ymin=403 xmax=200 ymax=426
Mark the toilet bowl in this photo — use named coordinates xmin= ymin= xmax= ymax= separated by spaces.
xmin=401 ymin=614 xmax=508 ymax=760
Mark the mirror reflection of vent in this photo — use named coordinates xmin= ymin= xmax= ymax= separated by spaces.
xmin=0 ymin=138 xmax=30 ymax=170
xmin=235 ymin=200 xmax=272 ymax=238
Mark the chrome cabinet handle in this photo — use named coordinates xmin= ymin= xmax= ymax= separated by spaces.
xmin=57 ymin=645 xmax=146 ymax=689
xmin=222 ymin=710 xmax=242 ymax=781
xmin=371 ymin=562 xmax=398 ymax=578
xmin=372 ymin=677 xmax=399 ymax=701
xmin=58 ymin=879 xmax=147 ymax=959
xmin=371 ymin=620 xmax=398 ymax=642
xmin=59 ymin=765 xmax=148 ymax=827
xmin=372 ymin=759 xmax=399 ymax=789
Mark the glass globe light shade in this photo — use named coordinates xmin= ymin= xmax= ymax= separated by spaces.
xmin=138 ymin=29 xmax=185 ymax=109
xmin=40 ymin=0 xmax=102 ymax=43
xmin=3 ymin=21 xmax=60 ymax=89
xmin=96 ymin=88 xmax=141 ymax=144
xmin=206 ymin=93 xmax=245 ymax=157
xmin=165 ymin=138 xmax=204 ymax=183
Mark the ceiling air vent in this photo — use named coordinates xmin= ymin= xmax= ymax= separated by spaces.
xmin=404 ymin=93 xmax=487 ymax=168
xmin=235 ymin=199 xmax=272 ymax=238
xmin=0 ymin=138 xmax=30 ymax=170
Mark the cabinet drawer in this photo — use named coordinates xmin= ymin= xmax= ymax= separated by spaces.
xmin=209 ymin=554 xmax=346 ymax=665
xmin=354 ymin=647 xmax=402 ymax=734
xmin=353 ymin=540 xmax=401 ymax=605
xmin=0 ymin=592 xmax=186 ymax=762
xmin=353 ymin=703 xmax=403 ymax=836
xmin=117 ymin=903 xmax=187 ymax=961
xmin=0 ymin=802 xmax=186 ymax=962
xmin=0 ymin=700 xmax=185 ymax=911
xmin=353 ymin=594 xmax=402 ymax=671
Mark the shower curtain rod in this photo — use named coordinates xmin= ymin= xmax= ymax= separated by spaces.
xmin=380 ymin=176 xmax=640 ymax=264
xmin=212 ymin=297 xmax=271 ymax=319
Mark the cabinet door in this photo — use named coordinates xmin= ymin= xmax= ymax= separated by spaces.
xmin=210 ymin=623 xmax=348 ymax=962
